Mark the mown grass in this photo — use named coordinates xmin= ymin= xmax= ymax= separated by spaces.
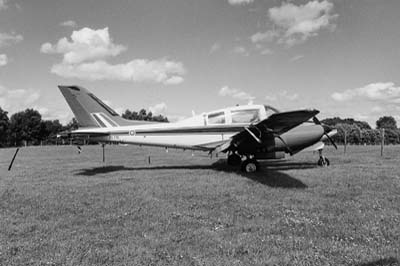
xmin=0 ymin=145 xmax=399 ymax=265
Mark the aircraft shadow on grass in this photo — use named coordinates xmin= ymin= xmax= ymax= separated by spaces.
xmin=354 ymin=257 xmax=398 ymax=266
xmin=74 ymin=159 xmax=313 ymax=189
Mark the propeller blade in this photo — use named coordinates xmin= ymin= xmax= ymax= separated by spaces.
xmin=325 ymin=133 xmax=338 ymax=150
xmin=314 ymin=116 xmax=337 ymax=149
xmin=313 ymin=116 xmax=321 ymax=125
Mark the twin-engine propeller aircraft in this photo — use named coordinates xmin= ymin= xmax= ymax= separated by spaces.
xmin=58 ymin=85 xmax=337 ymax=173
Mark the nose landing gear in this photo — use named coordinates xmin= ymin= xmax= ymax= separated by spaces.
xmin=317 ymin=149 xmax=330 ymax=167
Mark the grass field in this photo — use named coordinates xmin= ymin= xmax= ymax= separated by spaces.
xmin=0 ymin=144 xmax=399 ymax=266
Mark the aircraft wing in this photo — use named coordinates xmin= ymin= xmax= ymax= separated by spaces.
xmin=215 ymin=109 xmax=319 ymax=153
xmin=253 ymin=109 xmax=319 ymax=134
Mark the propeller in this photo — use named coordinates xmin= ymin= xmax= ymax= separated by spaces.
xmin=313 ymin=117 xmax=338 ymax=150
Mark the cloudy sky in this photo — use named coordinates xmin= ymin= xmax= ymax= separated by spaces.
xmin=1 ymin=0 xmax=400 ymax=126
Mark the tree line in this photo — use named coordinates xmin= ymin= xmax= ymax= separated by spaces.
xmin=1 ymin=105 xmax=399 ymax=147
xmin=322 ymin=116 xmax=399 ymax=145
xmin=0 ymin=107 xmax=168 ymax=147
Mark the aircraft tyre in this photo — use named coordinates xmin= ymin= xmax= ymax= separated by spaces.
xmin=241 ymin=159 xmax=259 ymax=173
xmin=317 ymin=157 xmax=330 ymax=167
xmin=227 ymin=154 xmax=242 ymax=166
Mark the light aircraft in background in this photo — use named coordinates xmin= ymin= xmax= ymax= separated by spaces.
xmin=58 ymin=85 xmax=337 ymax=173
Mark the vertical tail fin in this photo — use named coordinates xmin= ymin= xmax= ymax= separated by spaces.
xmin=58 ymin=85 xmax=154 ymax=128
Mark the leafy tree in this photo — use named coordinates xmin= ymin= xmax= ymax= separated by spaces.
xmin=322 ymin=117 xmax=371 ymax=130
xmin=138 ymin=109 xmax=147 ymax=120
xmin=122 ymin=109 xmax=168 ymax=122
xmin=0 ymin=107 xmax=9 ymax=147
xmin=152 ymin=114 xmax=169 ymax=122
xmin=383 ymin=129 xmax=400 ymax=145
xmin=122 ymin=110 xmax=133 ymax=120
xmin=9 ymin=109 xmax=42 ymax=146
xmin=64 ymin=118 xmax=80 ymax=131
xmin=361 ymin=129 xmax=380 ymax=145
xmin=40 ymin=120 xmax=63 ymax=139
xmin=147 ymin=111 xmax=153 ymax=121
xmin=376 ymin=116 xmax=397 ymax=130
xmin=332 ymin=123 xmax=352 ymax=144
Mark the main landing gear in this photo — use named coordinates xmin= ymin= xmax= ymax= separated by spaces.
xmin=241 ymin=158 xmax=259 ymax=173
xmin=317 ymin=149 xmax=330 ymax=167
xmin=227 ymin=153 xmax=260 ymax=173
xmin=227 ymin=153 xmax=241 ymax=166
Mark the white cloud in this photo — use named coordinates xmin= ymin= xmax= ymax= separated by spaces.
xmin=260 ymin=48 xmax=273 ymax=55
xmin=332 ymin=82 xmax=400 ymax=103
xmin=33 ymin=105 xmax=73 ymax=124
xmin=0 ymin=85 xmax=41 ymax=114
xmin=0 ymin=84 xmax=73 ymax=124
xmin=232 ymin=46 xmax=250 ymax=56
xmin=41 ymin=27 xmax=186 ymax=85
xmin=289 ymin=54 xmax=304 ymax=62
xmin=102 ymin=99 xmax=123 ymax=115
xmin=210 ymin=42 xmax=221 ymax=54
xmin=325 ymin=84 xmax=400 ymax=127
xmin=40 ymin=27 xmax=126 ymax=64
xmin=250 ymin=30 xmax=279 ymax=43
xmin=0 ymin=32 xmax=23 ymax=48
xmin=228 ymin=0 xmax=254 ymax=6
xmin=268 ymin=0 xmax=337 ymax=46
xmin=0 ymin=54 xmax=7 ymax=66
xmin=51 ymin=59 xmax=185 ymax=85
xmin=265 ymin=90 xmax=298 ymax=103
xmin=280 ymin=90 xmax=299 ymax=101
xmin=0 ymin=0 xmax=7 ymax=11
xmin=371 ymin=106 xmax=383 ymax=113
xmin=219 ymin=86 xmax=255 ymax=104
xmin=264 ymin=95 xmax=277 ymax=102
xmin=60 ymin=20 xmax=77 ymax=28
xmin=254 ymin=43 xmax=273 ymax=56
xmin=0 ymin=85 xmax=73 ymax=124
xmin=149 ymin=102 xmax=167 ymax=114
xmin=163 ymin=75 xmax=184 ymax=85
xmin=167 ymin=114 xmax=187 ymax=122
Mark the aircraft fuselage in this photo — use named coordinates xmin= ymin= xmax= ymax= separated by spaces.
xmin=74 ymin=104 xmax=325 ymax=155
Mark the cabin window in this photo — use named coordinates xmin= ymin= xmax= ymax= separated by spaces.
xmin=264 ymin=105 xmax=279 ymax=117
xmin=207 ymin=112 xmax=225 ymax=124
xmin=231 ymin=109 xmax=260 ymax=124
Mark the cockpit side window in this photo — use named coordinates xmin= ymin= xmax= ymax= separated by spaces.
xmin=264 ymin=105 xmax=279 ymax=117
xmin=231 ymin=109 xmax=260 ymax=124
xmin=207 ymin=112 xmax=226 ymax=124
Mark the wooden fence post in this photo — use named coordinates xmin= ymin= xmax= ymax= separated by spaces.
xmin=8 ymin=148 xmax=20 ymax=171
xmin=381 ymin=128 xmax=385 ymax=156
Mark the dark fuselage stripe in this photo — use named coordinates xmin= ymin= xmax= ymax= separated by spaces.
xmin=106 ymin=126 xmax=246 ymax=136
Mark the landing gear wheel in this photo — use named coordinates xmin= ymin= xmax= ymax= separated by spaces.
xmin=227 ymin=153 xmax=242 ymax=166
xmin=241 ymin=159 xmax=259 ymax=173
xmin=317 ymin=156 xmax=330 ymax=167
